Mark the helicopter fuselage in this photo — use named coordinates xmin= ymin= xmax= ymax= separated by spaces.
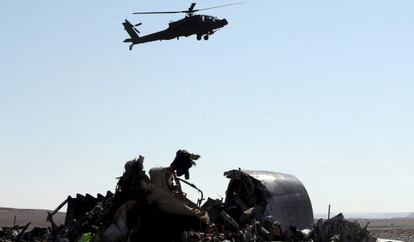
xmin=123 ymin=15 xmax=228 ymax=47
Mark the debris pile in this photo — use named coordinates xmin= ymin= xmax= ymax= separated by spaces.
xmin=2 ymin=151 xmax=382 ymax=242
xmin=0 ymin=224 xmax=49 ymax=242
xmin=313 ymin=214 xmax=377 ymax=242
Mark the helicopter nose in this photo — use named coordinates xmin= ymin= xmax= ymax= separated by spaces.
xmin=222 ymin=18 xmax=228 ymax=26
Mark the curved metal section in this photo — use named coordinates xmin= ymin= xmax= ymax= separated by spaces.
xmin=241 ymin=170 xmax=314 ymax=230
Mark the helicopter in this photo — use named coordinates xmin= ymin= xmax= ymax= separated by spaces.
xmin=122 ymin=2 xmax=243 ymax=50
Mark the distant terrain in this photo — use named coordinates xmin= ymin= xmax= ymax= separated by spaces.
xmin=0 ymin=207 xmax=65 ymax=229
xmin=357 ymin=218 xmax=414 ymax=242
xmin=315 ymin=212 xmax=413 ymax=219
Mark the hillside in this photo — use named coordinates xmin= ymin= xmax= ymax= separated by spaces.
xmin=0 ymin=207 xmax=65 ymax=228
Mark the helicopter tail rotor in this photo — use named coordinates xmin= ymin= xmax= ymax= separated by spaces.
xmin=122 ymin=19 xmax=141 ymax=50
xmin=133 ymin=22 xmax=142 ymax=33
xmin=123 ymin=19 xmax=141 ymax=37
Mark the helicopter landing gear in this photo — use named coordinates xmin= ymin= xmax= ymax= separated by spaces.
xmin=196 ymin=34 xmax=202 ymax=41
xmin=204 ymin=35 xmax=209 ymax=40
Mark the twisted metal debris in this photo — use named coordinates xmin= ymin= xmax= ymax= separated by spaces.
xmin=1 ymin=151 xmax=389 ymax=242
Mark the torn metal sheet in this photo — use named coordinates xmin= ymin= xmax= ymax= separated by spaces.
xmin=225 ymin=169 xmax=314 ymax=230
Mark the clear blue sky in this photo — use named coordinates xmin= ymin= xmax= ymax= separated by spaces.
xmin=1 ymin=0 xmax=413 ymax=214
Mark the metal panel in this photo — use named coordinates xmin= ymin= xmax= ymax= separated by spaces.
xmin=241 ymin=170 xmax=314 ymax=230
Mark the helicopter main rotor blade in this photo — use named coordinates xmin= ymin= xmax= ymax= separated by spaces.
xmin=132 ymin=3 xmax=196 ymax=15
xmin=192 ymin=2 xmax=245 ymax=12
xmin=133 ymin=10 xmax=187 ymax=15
xmin=132 ymin=2 xmax=244 ymax=15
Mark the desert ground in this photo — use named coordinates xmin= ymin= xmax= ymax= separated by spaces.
xmin=1 ymin=207 xmax=413 ymax=241
xmin=0 ymin=207 xmax=65 ymax=229
xmin=356 ymin=218 xmax=414 ymax=242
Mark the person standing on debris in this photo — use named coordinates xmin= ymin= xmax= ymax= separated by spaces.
xmin=170 ymin=150 xmax=200 ymax=179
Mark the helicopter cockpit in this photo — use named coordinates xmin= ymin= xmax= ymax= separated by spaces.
xmin=201 ymin=15 xmax=219 ymax=22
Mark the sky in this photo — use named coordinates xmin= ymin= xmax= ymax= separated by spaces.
xmin=0 ymin=0 xmax=413 ymax=215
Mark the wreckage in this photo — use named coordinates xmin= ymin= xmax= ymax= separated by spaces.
xmin=1 ymin=151 xmax=402 ymax=242
xmin=224 ymin=170 xmax=313 ymax=231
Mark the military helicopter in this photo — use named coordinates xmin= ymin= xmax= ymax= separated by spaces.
xmin=122 ymin=2 xmax=243 ymax=50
